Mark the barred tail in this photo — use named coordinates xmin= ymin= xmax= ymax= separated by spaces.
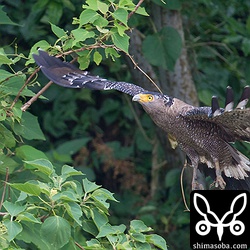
xmin=223 ymin=146 xmax=250 ymax=190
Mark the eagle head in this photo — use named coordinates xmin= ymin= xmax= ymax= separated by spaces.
xmin=132 ymin=92 xmax=172 ymax=108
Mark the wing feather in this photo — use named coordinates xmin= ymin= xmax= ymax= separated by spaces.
xmin=183 ymin=92 xmax=250 ymax=142
xmin=33 ymin=50 xmax=145 ymax=96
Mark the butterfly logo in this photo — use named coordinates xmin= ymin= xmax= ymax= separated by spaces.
xmin=193 ymin=193 xmax=247 ymax=241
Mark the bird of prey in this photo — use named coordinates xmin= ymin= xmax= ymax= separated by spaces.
xmin=33 ymin=50 xmax=250 ymax=190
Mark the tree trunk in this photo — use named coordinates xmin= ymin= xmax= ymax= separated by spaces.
xmin=127 ymin=5 xmax=204 ymax=195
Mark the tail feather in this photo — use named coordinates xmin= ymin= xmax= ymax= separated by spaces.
xmin=33 ymin=49 xmax=83 ymax=87
xmin=197 ymin=145 xmax=250 ymax=191
xmin=224 ymin=146 xmax=250 ymax=180
xmin=225 ymin=86 xmax=234 ymax=111
xmin=33 ymin=49 xmax=77 ymax=70
xmin=236 ymin=86 xmax=250 ymax=109
xmin=223 ymin=175 xmax=250 ymax=190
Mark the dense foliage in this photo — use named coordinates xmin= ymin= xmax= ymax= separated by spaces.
xmin=0 ymin=0 xmax=250 ymax=249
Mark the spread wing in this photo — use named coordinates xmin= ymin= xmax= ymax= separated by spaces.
xmin=33 ymin=50 xmax=145 ymax=96
xmin=183 ymin=86 xmax=250 ymax=142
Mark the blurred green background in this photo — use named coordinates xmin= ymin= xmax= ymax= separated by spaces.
xmin=1 ymin=0 xmax=250 ymax=249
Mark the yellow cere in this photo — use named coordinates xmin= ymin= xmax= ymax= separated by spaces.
xmin=139 ymin=94 xmax=154 ymax=102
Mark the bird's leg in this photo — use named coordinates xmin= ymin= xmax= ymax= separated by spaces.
xmin=210 ymin=160 xmax=226 ymax=189
xmin=192 ymin=164 xmax=198 ymax=190
xmin=191 ymin=160 xmax=205 ymax=190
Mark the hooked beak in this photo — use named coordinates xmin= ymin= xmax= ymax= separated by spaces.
xmin=132 ymin=94 xmax=141 ymax=102
xmin=132 ymin=94 xmax=146 ymax=102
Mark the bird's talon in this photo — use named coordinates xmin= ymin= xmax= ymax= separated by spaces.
xmin=210 ymin=176 xmax=226 ymax=190
xmin=192 ymin=181 xmax=205 ymax=190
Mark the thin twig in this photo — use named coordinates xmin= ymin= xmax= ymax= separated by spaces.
xmin=10 ymin=68 xmax=40 ymax=109
xmin=128 ymin=0 xmax=145 ymax=19
xmin=75 ymin=241 xmax=85 ymax=250
xmin=21 ymin=81 xmax=53 ymax=111
xmin=0 ymin=167 xmax=9 ymax=210
xmin=180 ymin=159 xmax=190 ymax=212
xmin=189 ymin=41 xmax=233 ymax=54
xmin=61 ymin=44 xmax=115 ymax=56
xmin=126 ymin=53 xmax=163 ymax=94
xmin=0 ymin=212 xmax=8 ymax=216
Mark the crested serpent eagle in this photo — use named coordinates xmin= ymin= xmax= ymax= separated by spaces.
xmin=33 ymin=50 xmax=250 ymax=191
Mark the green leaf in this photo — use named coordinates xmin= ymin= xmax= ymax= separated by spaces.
xmin=82 ymin=220 xmax=98 ymax=236
xmin=93 ymin=15 xmax=109 ymax=27
xmin=104 ymin=48 xmax=120 ymax=60
xmin=112 ymin=8 xmax=128 ymax=25
xmin=91 ymin=207 xmax=108 ymax=229
xmin=16 ymin=212 xmax=41 ymax=224
xmin=0 ymin=6 xmax=19 ymax=25
xmin=3 ymin=201 xmax=26 ymax=217
xmin=97 ymin=1 xmax=109 ymax=14
xmin=11 ymin=101 xmax=23 ymax=120
xmin=17 ymin=112 xmax=45 ymax=140
xmin=93 ymin=51 xmax=102 ymax=65
xmin=10 ymin=182 xmax=41 ymax=196
xmin=77 ymin=52 xmax=91 ymax=70
xmin=96 ymin=25 xmax=109 ymax=33
xmin=1 ymin=75 xmax=35 ymax=97
xmin=89 ymin=191 xmax=112 ymax=212
xmin=142 ymin=27 xmax=182 ymax=70
xmin=16 ymin=222 xmax=51 ymax=250
xmin=0 ymin=69 xmax=13 ymax=81
xmin=23 ymin=159 xmax=54 ymax=176
xmin=164 ymin=168 xmax=180 ymax=188
xmin=130 ymin=220 xmax=152 ymax=233
xmin=97 ymin=224 xmax=126 ymax=238
xmin=96 ymin=224 xmax=115 ymax=238
xmin=0 ymin=109 xmax=7 ymax=121
xmin=3 ymin=220 xmax=22 ymax=241
xmin=61 ymin=165 xmax=83 ymax=178
xmin=135 ymin=7 xmax=149 ymax=16
xmin=146 ymin=234 xmax=168 ymax=250
xmin=16 ymin=145 xmax=48 ymax=161
xmin=46 ymin=1 xmax=63 ymax=25
xmin=52 ymin=190 xmax=78 ymax=202
xmin=86 ymin=238 xmax=101 ymax=247
xmin=0 ymin=54 xmax=13 ymax=65
xmin=79 ymin=9 xmax=99 ymax=26
xmin=50 ymin=23 xmax=67 ymax=38
xmin=112 ymin=224 xmax=126 ymax=233
xmin=26 ymin=40 xmax=50 ymax=65
xmin=83 ymin=0 xmax=98 ymax=10
xmin=0 ymin=124 xmax=16 ymax=149
xmin=40 ymin=216 xmax=71 ymax=249
xmin=134 ymin=242 xmax=151 ymax=250
xmin=131 ymin=232 xmax=146 ymax=243
xmin=64 ymin=202 xmax=82 ymax=226
xmin=111 ymin=32 xmax=130 ymax=53
xmin=242 ymin=38 xmax=250 ymax=56
xmin=0 ymin=154 xmax=18 ymax=174
xmin=197 ymin=89 xmax=213 ymax=106
xmin=71 ymin=29 xmax=95 ymax=46
xmin=56 ymin=137 xmax=91 ymax=155
xmin=92 ymin=188 xmax=118 ymax=203
xmin=37 ymin=181 xmax=51 ymax=196
xmin=83 ymin=178 xmax=101 ymax=194
xmin=114 ymin=21 xmax=127 ymax=36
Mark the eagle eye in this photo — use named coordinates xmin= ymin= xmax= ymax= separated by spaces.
xmin=148 ymin=95 xmax=154 ymax=101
